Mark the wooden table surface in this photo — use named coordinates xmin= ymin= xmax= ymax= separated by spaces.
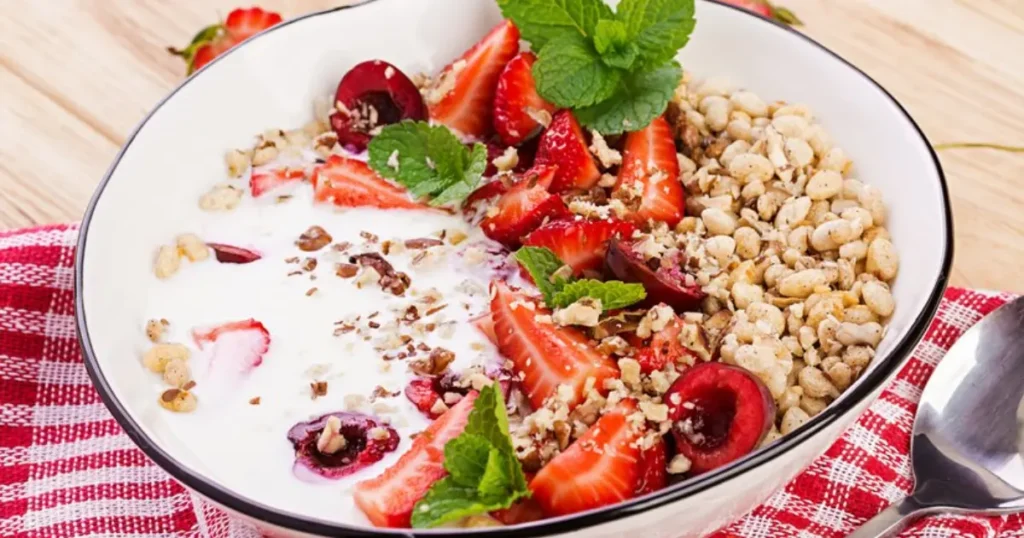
xmin=1 ymin=0 xmax=1022 ymax=290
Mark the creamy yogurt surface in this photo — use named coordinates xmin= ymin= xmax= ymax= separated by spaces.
xmin=141 ymin=178 xmax=515 ymax=525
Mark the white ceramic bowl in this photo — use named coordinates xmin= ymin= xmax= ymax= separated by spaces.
xmin=76 ymin=0 xmax=953 ymax=536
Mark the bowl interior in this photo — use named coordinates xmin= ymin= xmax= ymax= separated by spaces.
xmin=78 ymin=0 xmax=949 ymax=533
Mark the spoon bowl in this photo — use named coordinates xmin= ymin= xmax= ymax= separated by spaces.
xmin=850 ymin=296 xmax=1024 ymax=537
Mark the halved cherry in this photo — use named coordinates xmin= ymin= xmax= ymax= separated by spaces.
xmin=287 ymin=412 xmax=400 ymax=481
xmin=605 ymin=238 xmax=706 ymax=312
xmin=330 ymin=60 xmax=426 ymax=151
xmin=207 ymin=243 xmax=262 ymax=264
xmin=664 ymin=363 xmax=775 ymax=474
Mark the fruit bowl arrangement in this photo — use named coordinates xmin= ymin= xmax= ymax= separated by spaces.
xmin=76 ymin=0 xmax=952 ymax=536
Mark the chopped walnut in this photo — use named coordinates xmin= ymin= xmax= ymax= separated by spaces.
xmin=310 ymin=381 xmax=328 ymax=399
xmin=316 ymin=416 xmax=347 ymax=454
xmin=199 ymin=184 xmax=243 ymax=211
xmin=296 ymin=226 xmax=333 ymax=252
xmin=143 ymin=343 xmax=190 ymax=373
xmin=351 ymin=253 xmax=410 ymax=295
xmin=335 ymin=263 xmax=359 ymax=278
xmin=410 ymin=347 xmax=456 ymax=376
xmin=158 ymin=388 xmax=197 ymax=413
xmin=552 ymin=297 xmax=603 ymax=327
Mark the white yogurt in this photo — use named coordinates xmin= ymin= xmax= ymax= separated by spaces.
xmin=141 ymin=175 xmax=516 ymax=526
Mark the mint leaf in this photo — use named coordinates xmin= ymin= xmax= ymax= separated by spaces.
xmin=367 ymin=121 xmax=485 ymax=206
xmin=444 ymin=435 xmax=492 ymax=487
xmin=534 ymin=32 xmax=622 ymax=108
xmin=514 ymin=246 xmax=569 ymax=304
xmin=410 ymin=478 xmax=495 ymax=528
xmin=617 ymin=0 xmax=696 ymax=68
xmin=497 ymin=0 xmax=613 ymax=48
xmin=574 ymin=62 xmax=682 ymax=134
xmin=411 ymin=384 xmax=530 ymax=528
xmin=551 ymin=279 xmax=647 ymax=310
xmin=593 ymin=19 xmax=639 ymax=70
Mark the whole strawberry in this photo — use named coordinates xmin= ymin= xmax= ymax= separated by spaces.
xmin=720 ymin=0 xmax=802 ymax=25
xmin=168 ymin=7 xmax=283 ymax=74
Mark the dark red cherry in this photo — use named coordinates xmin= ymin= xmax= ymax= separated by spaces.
xmin=330 ymin=60 xmax=426 ymax=152
xmin=287 ymin=412 xmax=399 ymax=482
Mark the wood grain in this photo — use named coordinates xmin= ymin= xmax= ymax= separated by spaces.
xmin=1 ymin=0 xmax=1022 ymax=290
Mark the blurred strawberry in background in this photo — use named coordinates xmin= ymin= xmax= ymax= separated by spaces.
xmin=168 ymin=7 xmax=283 ymax=74
xmin=720 ymin=0 xmax=802 ymax=25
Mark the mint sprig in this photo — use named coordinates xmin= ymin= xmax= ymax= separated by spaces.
xmin=367 ymin=121 xmax=487 ymax=206
xmin=499 ymin=0 xmax=695 ymax=134
xmin=411 ymin=384 xmax=530 ymax=528
xmin=514 ymin=246 xmax=646 ymax=311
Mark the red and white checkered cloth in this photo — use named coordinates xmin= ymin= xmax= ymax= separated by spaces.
xmin=1 ymin=223 xmax=1022 ymax=538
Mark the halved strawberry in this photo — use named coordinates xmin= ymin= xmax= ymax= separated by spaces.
xmin=635 ymin=315 xmax=694 ymax=374
xmin=614 ymin=116 xmax=684 ymax=227
xmin=523 ymin=218 xmax=636 ymax=276
xmin=494 ymin=52 xmax=557 ymax=146
xmin=168 ymin=7 xmax=282 ymax=75
xmin=490 ymin=282 xmax=618 ymax=409
xmin=470 ymin=313 xmax=498 ymax=345
xmin=191 ymin=319 xmax=270 ymax=377
xmin=404 ymin=378 xmax=442 ymax=418
xmin=635 ymin=437 xmax=668 ymax=495
xmin=354 ymin=391 xmax=478 ymax=528
xmin=530 ymin=399 xmax=645 ymax=516
xmin=427 ymin=21 xmax=520 ymax=139
xmin=311 ymin=155 xmax=424 ymax=210
xmin=465 ymin=177 xmax=511 ymax=207
xmin=534 ymin=110 xmax=601 ymax=192
xmin=480 ymin=165 xmax=568 ymax=248
xmin=250 ymin=167 xmax=305 ymax=197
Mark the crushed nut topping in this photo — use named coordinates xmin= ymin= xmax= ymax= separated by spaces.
xmin=296 ymin=226 xmax=332 ymax=252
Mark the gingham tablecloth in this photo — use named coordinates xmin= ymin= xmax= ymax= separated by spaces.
xmin=1 ymin=224 xmax=1022 ymax=538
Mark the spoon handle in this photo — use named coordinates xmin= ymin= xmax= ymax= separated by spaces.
xmin=847 ymin=496 xmax=934 ymax=538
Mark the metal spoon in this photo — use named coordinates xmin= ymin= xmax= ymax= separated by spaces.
xmin=849 ymin=296 xmax=1024 ymax=537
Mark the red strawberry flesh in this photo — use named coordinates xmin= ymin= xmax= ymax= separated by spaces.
xmin=312 ymin=155 xmax=424 ymax=210
xmin=534 ymin=110 xmax=601 ymax=192
xmin=493 ymin=52 xmax=556 ymax=146
xmin=250 ymin=167 xmax=304 ymax=197
xmin=191 ymin=319 xmax=270 ymax=377
xmin=480 ymin=165 xmax=568 ymax=248
xmin=665 ymin=363 xmax=775 ymax=474
xmin=614 ymin=116 xmax=684 ymax=226
xmin=331 ymin=60 xmax=427 ymax=152
xmin=605 ymin=238 xmax=706 ymax=312
xmin=224 ymin=7 xmax=283 ymax=41
xmin=523 ymin=218 xmax=636 ymax=276
xmin=635 ymin=437 xmax=669 ymax=495
xmin=287 ymin=412 xmax=399 ymax=482
xmin=427 ymin=21 xmax=520 ymax=139
xmin=207 ymin=243 xmax=262 ymax=264
xmin=489 ymin=281 xmax=618 ymax=410
xmin=529 ymin=399 xmax=644 ymax=516
xmin=354 ymin=391 xmax=478 ymax=528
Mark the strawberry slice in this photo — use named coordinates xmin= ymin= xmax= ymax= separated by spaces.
xmin=250 ymin=167 xmax=304 ymax=197
xmin=311 ymin=155 xmax=424 ymax=210
xmin=470 ymin=313 xmax=498 ymax=345
xmin=534 ymin=111 xmax=601 ymax=192
xmin=635 ymin=437 xmax=668 ymax=495
xmin=635 ymin=314 xmax=694 ymax=374
xmin=191 ymin=319 xmax=270 ymax=377
xmin=490 ymin=281 xmax=618 ymax=409
xmin=493 ymin=52 xmax=557 ymax=146
xmin=404 ymin=378 xmax=442 ymax=418
xmin=530 ymin=399 xmax=645 ymax=516
xmin=480 ymin=165 xmax=568 ymax=248
xmin=427 ymin=21 xmax=520 ymax=139
xmin=523 ymin=218 xmax=636 ymax=276
xmin=614 ymin=116 xmax=684 ymax=227
xmin=168 ymin=7 xmax=282 ymax=74
xmin=354 ymin=391 xmax=478 ymax=528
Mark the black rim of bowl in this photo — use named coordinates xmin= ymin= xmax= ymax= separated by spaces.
xmin=75 ymin=1 xmax=954 ymax=536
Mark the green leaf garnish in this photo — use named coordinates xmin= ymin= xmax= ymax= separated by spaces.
xmin=496 ymin=0 xmax=613 ymax=49
xmin=513 ymin=246 xmax=569 ymax=305
xmin=410 ymin=384 xmax=530 ymax=528
xmin=500 ymin=0 xmax=695 ymax=133
xmin=367 ymin=121 xmax=486 ymax=206
xmin=514 ymin=246 xmax=647 ymax=311
xmin=551 ymin=279 xmax=647 ymax=310
xmin=574 ymin=62 xmax=682 ymax=135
